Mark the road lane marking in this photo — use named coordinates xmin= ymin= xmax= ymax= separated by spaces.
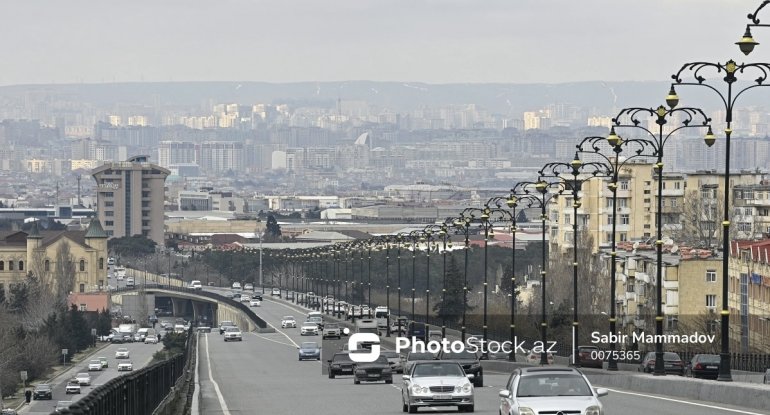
xmin=204 ymin=334 xmax=231 ymax=415
xmin=191 ymin=332 xmax=201 ymax=414
xmin=262 ymin=320 xmax=300 ymax=348
xmin=250 ymin=332 xmax=297 ymax=348
xmin=605 ymin=388 xmax=768 ymax=414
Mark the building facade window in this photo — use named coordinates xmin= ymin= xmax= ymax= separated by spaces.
xmin=18 ymin=261 xmax=23 ymax=271
xmin=99 ymin=258 xmax=104 ymax=270
xmin=79 ymin=283 xmax=85 ymax=293
xmin=0 ymin=261 xmax=4 ymax=270
xmin=706 ymin=270 xmax=717 ymax=283
xmin=79 ymin=304 xmax=87 ymax=311
xmin=620 ymin=180 xmax=629 ymax=190
xmin=706 ymin=294 xmax=717 ymax=308
xmin=621 ymin=214 xmax=630 ymax=225
xmin=79 ymin=259 xmax=85 ymax=272
xmin=44 ymin=260 xmax=50 ymax=272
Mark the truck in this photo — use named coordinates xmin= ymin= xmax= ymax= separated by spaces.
xmin=355 ymin=318 xmax=380 ymax=336
xmin=374 ymin=306 xmax=389 ymax=330
xmin=117 ymin=324 xmax=138 ymax=342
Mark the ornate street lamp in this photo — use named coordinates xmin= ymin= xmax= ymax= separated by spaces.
xmin=513 ymin=179 xmax=565 ymax=365
xmin=577 ymin=135 xmax=656 ymax=370
xmin=612 ymin=104 xmax=712 ymax=376
xmin=488 ymin=193 xmax=522 ymax=361
xmin=539 ymin=153 xmax=609 ymax=367
xmin=453 ymin=212 xmax=473 ymax=342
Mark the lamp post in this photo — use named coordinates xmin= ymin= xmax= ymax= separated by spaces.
xmin=408 ymin=230 xmax=421 ymax=321
xmin=453 ymin=213 xmax=473 ymax=342
xmin=381 ymin=236 xmax=393 ymax=337
xmin=612 ymin=105 xmax=712 ymax=376
xmin=670 ymin=28 xmax=770 ymax=379
xmin=488 ymin=194 xmax=522 ymax=361
xmin=513 ymin=179 xmax=565 ymax=365
xmin=461 ymin=206 xmax=497 ymax=348
xmin=577 ymin=134 xmax=656 ymax=370
xmin=539 ymin=154 xmax=609 ymax=367
xmin=367 ymin=240 xmax=373 ymax=310
xmin=396 ymin=234 xmax=406 ymax=334
xmin=438 ymin=223 xmax=451 ymax=338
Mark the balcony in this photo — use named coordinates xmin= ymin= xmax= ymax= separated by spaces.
xmin=664 ymin=304 xmax=679 ymax=315
xmin=625 ymin=292 xmax=637 ymax=302
xmin=663 ymin=279 xmax=678 ymax=290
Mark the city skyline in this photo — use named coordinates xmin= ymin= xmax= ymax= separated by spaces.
xmin=0 ymin=0 xmax=749 ymax=86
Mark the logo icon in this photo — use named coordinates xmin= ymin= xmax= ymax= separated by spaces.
xmin=348 ymin=333 xmax=380 ymax=362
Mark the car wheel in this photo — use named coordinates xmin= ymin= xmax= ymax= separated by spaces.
xmin=408 ymin=403 xmax=418 ymax=413
xmin=465 ymin=404 xmax=475 ymax=413
xmin=474 ymin=377 xmax=483 ymax=387
xmin=386 ymin=379 xmax=393 ymax=384
xmin=329 ymin=372 xmax=335 ymax=379
xmin=402 ymin=399 xmax=408 ymax=413
xmin=354 ymin=378 xmax=360 ymax=384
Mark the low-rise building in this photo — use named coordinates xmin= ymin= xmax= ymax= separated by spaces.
xmin=729 ymin=240 xmax=770 ymax=353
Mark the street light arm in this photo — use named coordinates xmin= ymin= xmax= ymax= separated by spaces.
xmin=749 ymin=0 xmax=770 ymax=24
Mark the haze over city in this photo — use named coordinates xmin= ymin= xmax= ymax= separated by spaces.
xmin=0 ymin=0 xmax=750 ymax=85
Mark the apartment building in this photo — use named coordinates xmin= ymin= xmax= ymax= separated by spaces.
xmin=551 ymin=161 xmax=686 ymax=253
xmin=91 ymin=156 xmax=170 ymax=245
xmin=732 ymin=183 xmax=770 ymax=240
xmin=158 ymin=141 xmax=196 ymax=168
xmin=198 ymin=141 xmax=244 ymax=174
xmin=729 ymin=240 xmax=770 ymax=353
xmin=600 ymin=243 xmax=723 ymax=346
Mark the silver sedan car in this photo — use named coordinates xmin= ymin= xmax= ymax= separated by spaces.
xmin=498 ymin=367 xmax=607 ymax=415
xmin=401 ymin=361 xmax=474 ymax=413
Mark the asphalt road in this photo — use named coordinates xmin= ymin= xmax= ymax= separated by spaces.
xmin=21 ymin=340 xmax=163 ymax=415
xmin=196 ymin=295 xmax=770 ymax=414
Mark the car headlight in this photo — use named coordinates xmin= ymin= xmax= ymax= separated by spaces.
xmin=356 ymin=369 xmax=366 ymax=375
xmin=411 ymin=384 xmax=427 ymax=394
xmin=519 ymin=408 xmax=536 ymax=415
xmin=585 ymin=405 xmax=602 ymax=415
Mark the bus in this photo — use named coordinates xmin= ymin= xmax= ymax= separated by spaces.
xmin=355 ymin=318 xmax=380 ymax=336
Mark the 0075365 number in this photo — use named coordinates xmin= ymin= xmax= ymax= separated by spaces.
xmin=591 ymin=350 xmax=640 ymax=361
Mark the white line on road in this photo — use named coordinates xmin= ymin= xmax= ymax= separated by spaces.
xmin=605 ymin=388 xmax=769 ymax=414
xmin=191 ymin=333 xmax=201 ymax=415
xmin=204 ymin=334 xmax=231 ymax=415
xmin=250 ymin=332 xmax=297 ymax=348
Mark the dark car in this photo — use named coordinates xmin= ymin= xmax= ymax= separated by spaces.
xmin=32 ymin=384 xmax=52 ymax=400
xmin=684 ymin=354 xmax=720 ymax=379
xmin=638 ymin=351 xmax=684 ymax=375
xmin=576 ymin=345 xmax=603 ymax=368
xmin=298 ymin=342 xmax=321 ymax=361
xmin=437 ymin=350 xmax=484 ymax=387
xmin=252 ymin=294 xmax=263 ymax=301
xmin=402 ymin=351 xmax=437 ymax=374
xmin=328 ymin=352 xmax=355 ymax=378
xmin=353 ymin=355 xmax=393 ymax=384
xmin=406 ymin=321 xmax=427 ymax=342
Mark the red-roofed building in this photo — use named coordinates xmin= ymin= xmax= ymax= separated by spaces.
xmin=68 ymin=292 xmax=111 ymax=312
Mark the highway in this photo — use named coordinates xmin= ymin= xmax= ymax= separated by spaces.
xmin=196 ymin=293 xmax=770 ymax=414
xmin=22 ymin=340 xmax=163 ymax=414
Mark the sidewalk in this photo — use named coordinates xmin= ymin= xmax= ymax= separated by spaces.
xmin=10 ymin=342 xmax=112 ymax=414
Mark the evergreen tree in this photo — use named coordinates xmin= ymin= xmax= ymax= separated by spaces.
xmin=265 ymin=214 xmax=282 ymax=241
xmin=433 ymin=256 xmax=472 ymax=324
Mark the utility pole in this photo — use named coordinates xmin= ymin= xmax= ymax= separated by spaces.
xmin=76 ymin=174 xmax=82 ymax=206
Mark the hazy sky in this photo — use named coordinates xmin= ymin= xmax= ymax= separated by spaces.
xmin=0 ymin=0 xmax=757 ymax=85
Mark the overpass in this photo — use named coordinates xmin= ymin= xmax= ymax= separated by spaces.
xmin=110 ymin=285 xmax=270 ymax=332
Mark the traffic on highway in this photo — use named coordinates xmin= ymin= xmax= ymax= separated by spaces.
xmin=192 ymin=286 xmax=770 ymax=415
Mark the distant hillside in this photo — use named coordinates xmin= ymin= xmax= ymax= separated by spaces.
xmin=0 ymin=80 xmax=755 ymax=114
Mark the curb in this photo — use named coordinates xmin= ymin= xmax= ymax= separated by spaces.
xmin=14 ymin=342 xmax=112 ymax=412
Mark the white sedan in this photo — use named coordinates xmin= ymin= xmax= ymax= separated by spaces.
xmin=75 ymin=373 xmax=91 ymax=386
xmin=300 ymin=322 xmax=319 ymax=336
xmin=87 ymin=360 xmax=102 ymax=371
xmin=281 ymin=316 xmax=297 ymax=328
xmin=118 ymin=361 xmax=133 ymax=371
xmin=115 ymin=348 xmax=130 ymax=359
xmin=249 ymin=299 xmax=261 ymax=307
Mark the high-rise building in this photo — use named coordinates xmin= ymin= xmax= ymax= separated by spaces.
xmin=91 ymin=156 xmax=169 ymax=245
xmin=199 ymin=141 xmax=244 ymax=173
xmin=158 ymin=141 xmax=196 ymax=168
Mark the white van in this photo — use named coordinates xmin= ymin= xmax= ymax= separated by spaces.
xmin=126 ymin=277 xmax=135 ymax=288
xmin=189 ymin=280 xmax=202 ymax=290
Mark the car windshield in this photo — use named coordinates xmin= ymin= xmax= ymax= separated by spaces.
xmin=301 ymin=342 xmax=319 ymax=349
xmin=283 ymin=316 xmax=294 ymax=320
xmin=77 ymin=373 xmax=88 ymax=377
xmin=663 ymin=352 xmax=681 ymax=361
xmin=56 ymin=402 xmax=71 ymax=409
xmin=118 ymin=348 xmax=128 ymax=352
xmin=36 ymin=385 xmax=51 ymax=391
xmin=325 ymin=323 xmax=339 ymax=328
xmin=90 ymin=360 xmax=101 ymax=364
xmin=226 ymin=327 xmax=239 ymax=332
xmin=697 ymin=354 xmax=720 ymax=363
xmin=412 ymin=362 xmax=464 ymax=377
xmin=408 ymin=352 xmax=435 ymax=361
xmin=441 ymin=351 xmax=477 ymax=360
xmin=303 ymin=322 xmax=316 ymax=326
xmin=382 ymin=351 xmax=400 ymax=359
xmin=308 ymin=316 xmax=322 ymax=322
xmin=333 ymin=354 xmax=353 ymax=363
xmin=516 ymin=374 xmax=592 ymax=397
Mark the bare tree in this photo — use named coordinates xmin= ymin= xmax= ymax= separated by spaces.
xmin=53 ymin=241 xmax=76 ymax=310
xmin=674 ymin=189 xmax=736 ymax=248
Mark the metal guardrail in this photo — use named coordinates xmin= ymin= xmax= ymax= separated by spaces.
xmin=52 ymin=328 xmax=195 ymax=415
xmin=111 ymin=284 xmax=268 ymax=329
